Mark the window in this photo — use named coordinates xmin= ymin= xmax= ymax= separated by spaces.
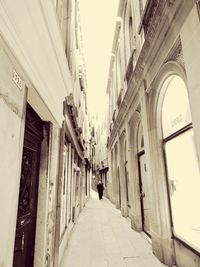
xmin=162 ymin=76 xmax=192 ymax=138
xmin=116 ymin=44 xmax=122 ymax=95
xmin=197 ymin=0 xmax=200 ymax=20
xmin=162 ymin=75 xmax=200 ymax=252
xmin=123 ymin=1 xmax=136 ymax=65
xmin=129 ymin=16 xmax=134 ymax=52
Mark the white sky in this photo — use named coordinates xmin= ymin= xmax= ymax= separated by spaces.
xmin=79 ymin=0 xmax=119 ymax=118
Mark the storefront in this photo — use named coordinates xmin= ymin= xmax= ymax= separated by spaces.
xmin=161 ymin=75 xmax=200 ymax=254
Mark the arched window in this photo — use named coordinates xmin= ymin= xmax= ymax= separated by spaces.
xmin=162 ymin=76 xmax=192 ymax=138
xmin=123 ymin=1 xmax=136 ymax=67
xmin=129 ymin=16 xmax=134 ymax=53
xmin=162 ymin=75 xmax=200 ymax=251
xmin=137 ymin=121 xmax=144 ymax=153
xmin=137 ymin=120 xmax=150 ymax=235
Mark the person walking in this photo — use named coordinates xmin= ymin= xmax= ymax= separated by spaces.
xmin=96 ymin=180 xmax=104 ymax=200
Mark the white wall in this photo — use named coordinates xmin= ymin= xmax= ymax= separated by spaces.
xmin=0 ymin=1 xmax=73 ymax=126
xmin=0 ymin=42 xmax=26 ymax=267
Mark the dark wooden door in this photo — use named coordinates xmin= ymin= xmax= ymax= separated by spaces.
xmin=138 ymin=153 xmax=150 ymax=236
xmin=117 ymin=167 xmax=121 ymax=208
xmin=13 ymin=104 xmax=43 ymax=267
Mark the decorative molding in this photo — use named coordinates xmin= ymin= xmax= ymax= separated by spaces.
xmin=142 ymin=0 xmax=160 ymax=35
xmin=125 ymin=48 xmax=136 ymax=84
xmin=164 ymin=37 xmax=185 ymax=68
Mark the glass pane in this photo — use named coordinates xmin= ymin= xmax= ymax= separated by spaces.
xmin=162 ymin=76 xmax=192 ymax=138
xmin=165 ymin=129 xmax=200 ymax=251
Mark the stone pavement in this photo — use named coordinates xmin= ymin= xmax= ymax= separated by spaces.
xmin=60 ymin=190 xmax=168 ymax=267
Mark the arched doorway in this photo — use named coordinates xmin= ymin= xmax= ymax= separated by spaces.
xmin=124 ymin=141 xmax=129 ymax=208
xmin=137 ymin=121 xmax=150 ymax=236
xmin=119 ymin=131 xmax=129 ymax=216
xmin=161 ymin=75 xmax=200 ymax=252
xmin=114 ymin=143 xmax=121 ymax=209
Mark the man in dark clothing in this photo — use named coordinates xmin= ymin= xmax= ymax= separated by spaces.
xmin=97 ymin=180 xmax=104 ymax=200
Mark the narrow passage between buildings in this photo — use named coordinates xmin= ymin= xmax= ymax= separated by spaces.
xmin=60 ymin=191 xmax=167 ymax=267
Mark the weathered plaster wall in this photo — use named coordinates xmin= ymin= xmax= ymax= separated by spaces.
xmin=0 ymin=0 xmax=72 ymax=126
xmin=0 ymin=44 xmax=26 ymax=267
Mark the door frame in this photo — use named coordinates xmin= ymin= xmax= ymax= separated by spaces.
xmin=13 ymin=103 xmax=43 ymax=267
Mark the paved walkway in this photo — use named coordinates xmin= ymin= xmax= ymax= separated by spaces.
xmin=60 ymin=191 xmax=168 ymax=267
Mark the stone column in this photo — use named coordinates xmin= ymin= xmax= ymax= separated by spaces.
xmin=180 ymin=6 xmax=200 ymax=165
xmin=141 ymin=83 xmax=175 ymax=265
xmin=34 ymin=123 xmax=52 ymax=267
xmin=118 ymin=132 xmax=128 ymax=217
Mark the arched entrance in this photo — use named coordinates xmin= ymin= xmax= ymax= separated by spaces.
xmin=119 ymin=131 xmax=129 ymax=216
xmin=124 ymin=141 xmax=129 ymax=208
xmin=137 ymin=121 xmax=150 ymax=236
xmin=161 ymin=75 xmax=200 ymax=252
xmin=114 ymin=143 xmax=121 ymax=209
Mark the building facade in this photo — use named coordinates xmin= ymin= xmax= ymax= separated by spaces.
xmin=107 ymin=0 xmax=200 ymax=266
xmin=0 ymin=1 xmax=91 ymax=267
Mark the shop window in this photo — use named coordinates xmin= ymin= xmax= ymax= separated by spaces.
xmin=162 ymin=75 xmax=200 ymax=252
xmin=162 ymin=76 xmax=192 ymax=138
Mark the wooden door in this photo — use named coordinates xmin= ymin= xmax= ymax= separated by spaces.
xmin=138 ymin=153 xmax=150 ymax=235
xmin=117 ymin=167 xmax=121 ymax=208
xmin=13 ymin=104 xmax=43 ymax=267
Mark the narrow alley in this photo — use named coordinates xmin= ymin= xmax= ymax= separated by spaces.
xmin=1 ymin=0 xmax=200 ymax=267
xmin=60 ymin=191 xmax=167 ymax=267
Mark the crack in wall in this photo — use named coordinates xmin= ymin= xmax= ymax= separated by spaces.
xmin=0 ymin=93 xmax=20 ymax=117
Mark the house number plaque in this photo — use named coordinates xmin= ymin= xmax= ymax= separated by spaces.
xmin=12 ymin=69 xmax=23 ymax=90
